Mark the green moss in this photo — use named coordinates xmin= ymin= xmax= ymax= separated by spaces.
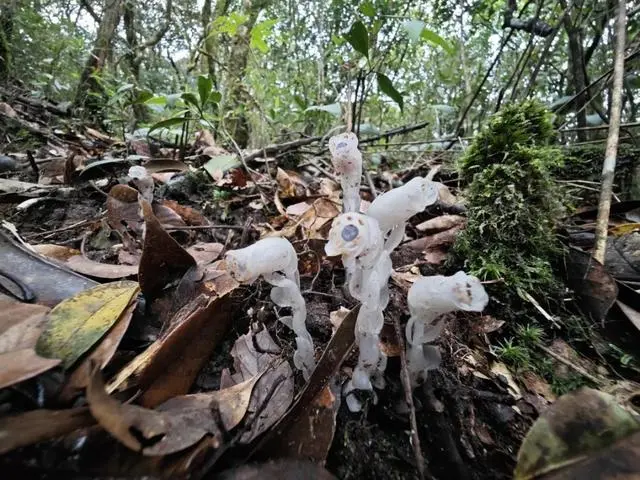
xmin=452 ymin=100 xmax=565 ymax=299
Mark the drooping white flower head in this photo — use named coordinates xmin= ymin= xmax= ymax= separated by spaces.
xmin=325 ymin=213 xmax=383 ymax=266
xmin=225 ymin=237 xmax=299 ymax=285
xmin=405 ymin=271 xmax=488 ymax=385
xmin=367 ymin=177 xmax=439 ymax=233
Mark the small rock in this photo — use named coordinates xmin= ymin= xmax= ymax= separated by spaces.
xmin=0 ymin=155 xmax=18 ymax=173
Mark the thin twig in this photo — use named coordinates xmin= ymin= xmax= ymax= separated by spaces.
xmin=164 ymin=224 xmax=246 ymax=231
xmin=538 ymin=345 xmax=601 ymax=385
xmin=393 ymin=316 xmax=428 ymax=480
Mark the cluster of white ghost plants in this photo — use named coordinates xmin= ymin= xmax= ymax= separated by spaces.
xmin=225 ymin=131 xmax=488 ymax=412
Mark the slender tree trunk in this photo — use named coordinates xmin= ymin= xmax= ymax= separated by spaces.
xmin=593 ymin=0 xmax=627 ymax=264
xmin=201 ymin=0 xmax=229 ymax=87
xmin=0 ymin=1 xmax=15 ymax=82
xmin=74 ymin=0 xmax=123 ymax=114
xmin=560 ymin=0 xmax=589 ymax=141
xmin=223 ymin=0 xmax=271 ymax=147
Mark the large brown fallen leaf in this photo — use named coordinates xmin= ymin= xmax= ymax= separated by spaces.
xmin=138 ymin=199 xmax=196 ymax=300
xmin=107 ymin=265 xmax=238 ymax=405
xmin=251 ymin=307 xmax=359 ymax=461
xmin=107 ymin=184 xmax=144 ymax=236
xmin=0 ymin=292 xmax=60 ymax=390
xmin=515 ymin=388 xmax=640 ymax=480
xmin=33 ymin=244 xmax=138 ymax=279
xmin=35 ymin=280 xmax=139 ymax=368
xmin=88 ymin=366 xmax=267 ymax=456
xmin=0 ymin=407 xmax=95 ymax=455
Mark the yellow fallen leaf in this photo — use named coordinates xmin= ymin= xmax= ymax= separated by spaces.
xmin=35 ymin=281 xmax=139 ymax=369
xmin=609 ymin=223 xmax=640 ymax=237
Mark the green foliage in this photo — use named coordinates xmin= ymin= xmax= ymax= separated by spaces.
xmin=453 ymin=100 xmax=565 ymax=298
xmin=376 ymin=73 xmax=403 ymax=111
xmin=345 ymin=20 xmax=370 ymax=59
xmin=493 ymin=338 xmax=532 ymax=370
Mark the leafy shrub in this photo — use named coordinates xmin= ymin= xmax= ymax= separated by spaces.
xmin=453 ymin=100 xmax=565 ymax=298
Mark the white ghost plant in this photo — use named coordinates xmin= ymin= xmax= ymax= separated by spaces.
xmin=225 ymin=237 xmax=315 ymax=379
xmin=406 ymin=272 xmax=488 ymax=386
xmin=366 ymin=176 xmax=439 ymax=251
xmin=329 ymin=132 xmax=363 ymax=213
xmin=325 ymin=213 xmax=392 ymax=411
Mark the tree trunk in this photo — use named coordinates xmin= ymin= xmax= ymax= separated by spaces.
xmin=560 ymin=0 xmax=589 ymax=141
xmin=593 ymin=0 xmax=627 ymax=264
xmin=0 ymin=2 xmax=15 ymax=82
xmin=201 ymin=0 xmax=229 ymax=87
xmin=74 ymin=0 xmax=123 ymax=115
xmin=223 ymin=0 xmax=271 ymax=148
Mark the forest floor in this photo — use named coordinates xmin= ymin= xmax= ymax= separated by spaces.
xmin=2 ymin=97 xmax=640 ymax=480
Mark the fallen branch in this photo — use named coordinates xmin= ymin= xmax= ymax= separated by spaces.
xmin=243 ymin=121 xmax=430 ymax=164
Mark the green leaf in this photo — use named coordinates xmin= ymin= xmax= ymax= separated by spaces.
xmin=145 ymin=95 xmax=167 ymax=106
xmin=209 ymin=91 xmax=222 ymax=103
xmin=293 ymin=95 xmax=307 ymax=110
xmin=181 ymin=92 xmax=200 ymax=109
xmin=133 ymin=90 xmax=153 ymax=104
xmin=197 ymin=75 xmax=212 ymax=106
xmin=402 ymin=20 xmax=425 ymax=42
xmin=420 ymin=28 xmax=454 ymax=55
xmin=35 ymin=281 xmax=139 ymax=369
xmin=148 ymin=116 xmax=189 ymax=134
xmin=203 ymin=154 xmax=241 ymax=177
xmin=358 ymin=1 xmax=376 ymax=18
xmin=376 ymin=73 xmax=404 ymax=111
xmin=305 ymin=103 xmax=342 ymax=117
xmin=345 ymin=20 xmax=369 ymax=59
xmin=251 ymin=19 xmax=277 ymax=53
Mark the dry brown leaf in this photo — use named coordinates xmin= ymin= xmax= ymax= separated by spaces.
xmin=143 ymin=159 xmax=189 ymax=173
xmin=221 ymin=326 xmax=294 ymax=444
xmin=138 ymin=198 xmax=196 ymax=300
xmin=299 ymin=198 xmax=340 ymax=232
xmin=285 ymin=201 xmax=312 ymax=217
xmin=0 ymin=407 xmax=95 ymax=455
xmin=162 ymin=199 xmax=209 ymax=226
xmin=185 ymin=242 xmax=224 ymax=266
xmin=415 ymin=214 xmax=466 ymax=233
xmin=406 ymin=224 xmax=463 ymax=251
xmin=0 ymin=299 xmax=60 ymax=389
xmin=107 ymin=184 xmax=143 ymax=236
xmin=87 ymin=367 xmax=171 ymax=454
xmin=276 ymin=167 xmax=308 ymax=199
xmin=33 ymin=244 xmax=138 ymax=279
xmin=152 ymin=203 xmax=187 ymax=230
xmin=139 ymin=294 xmax=235 ymax=408
xmin=251 ymin=308 xmax=359 ymax=461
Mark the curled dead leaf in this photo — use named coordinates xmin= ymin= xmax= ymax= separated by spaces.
xmin=138 ymin=199 xmax=196 ymax=300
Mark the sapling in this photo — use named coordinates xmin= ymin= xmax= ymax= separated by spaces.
xmin=225 ymin=237 xmax=315 ymax=379
xmin=367 ymin=176 xmax=439 ymax=251
xmin=326 ymin=213 xmax=392 ymax=411
xmin=329 ymin=132 xmax=363 ymax=213
xmin=406 ymin=272 xmax=488 ymax=386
